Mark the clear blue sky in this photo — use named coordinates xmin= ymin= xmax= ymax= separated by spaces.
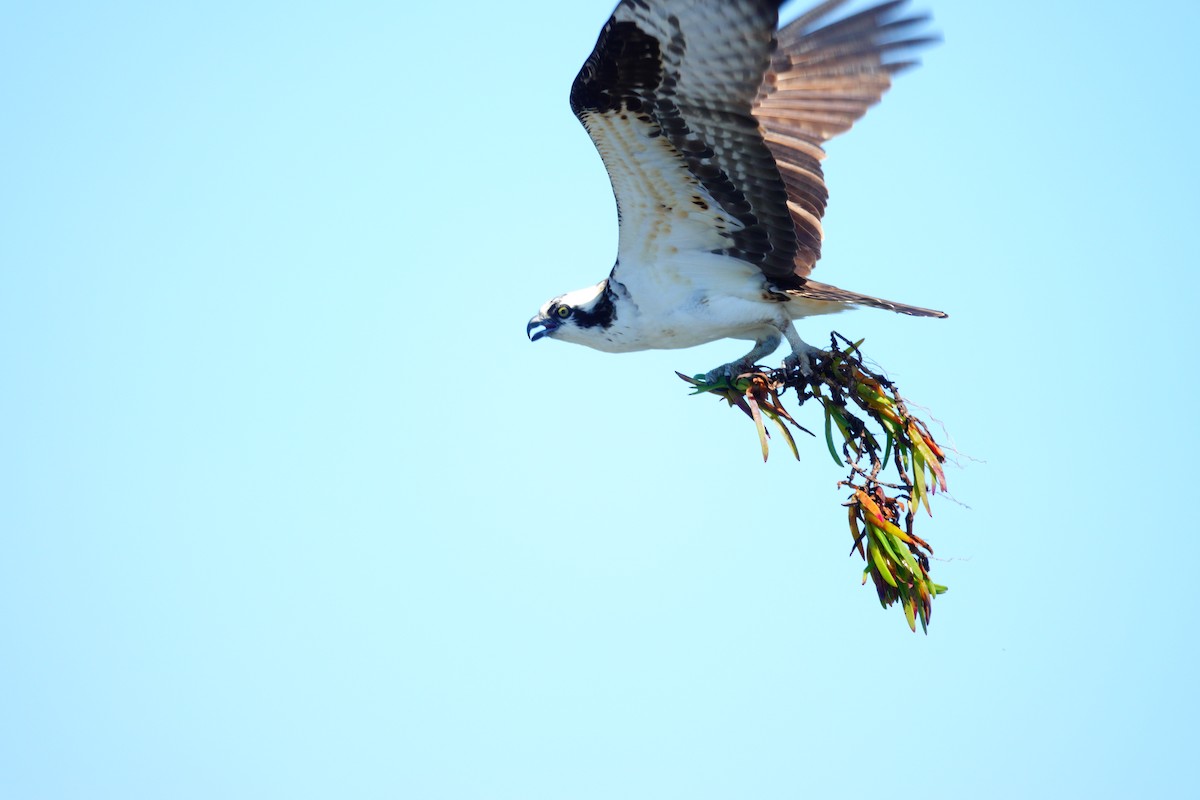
xmin=2 ymin=1 xmax=1196 ymax=797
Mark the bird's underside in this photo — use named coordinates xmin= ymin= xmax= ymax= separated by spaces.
xmin=527 ymin=0 xmax=946 ymax=377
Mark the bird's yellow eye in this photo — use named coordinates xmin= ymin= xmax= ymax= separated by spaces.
xmin=556 ymin=305 xmax=571 ymax=318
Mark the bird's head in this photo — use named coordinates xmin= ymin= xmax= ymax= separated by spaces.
xmin=526 ymin=280 xmax=618 ymax=349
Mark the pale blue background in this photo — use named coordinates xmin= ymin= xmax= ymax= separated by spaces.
xmin=2 ymin=1 xmax=1196 ymax=797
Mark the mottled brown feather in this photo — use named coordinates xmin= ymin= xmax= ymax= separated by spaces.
xmin=754 ymin=1 xmax=937 ymax=277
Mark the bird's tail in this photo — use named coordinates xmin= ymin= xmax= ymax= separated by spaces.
xmin=791 ymin=279 xmax=948 ymax=318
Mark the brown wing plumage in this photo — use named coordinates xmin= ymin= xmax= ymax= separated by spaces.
xmin=753 ymin=0 xmax=938 ymax=276
xmin=570 ymin=0 xmax=803 ymax=279
xmin=567 ymin=0 xmax=944 ymax=318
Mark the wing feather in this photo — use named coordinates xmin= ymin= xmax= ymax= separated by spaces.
xmin=755 ymin=1 xmax=938 ymax=275
xmin=569 ymin=0 xmax=937 ymax=286
xmin=571 ymin=0 xmax=800 ymax=280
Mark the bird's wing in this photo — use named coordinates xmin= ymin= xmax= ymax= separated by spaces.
xmin=754 ymin=0 xmax=937 ymax=276
xmin=570 ymin=0 xmax=801 ymax=283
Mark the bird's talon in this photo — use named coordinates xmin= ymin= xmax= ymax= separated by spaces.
xmin=703 ymin=361 xmax=754 ymax=385
xmin=783 ymin=346 xmax=824 ymax=378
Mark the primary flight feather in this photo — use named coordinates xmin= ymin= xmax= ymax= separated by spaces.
xmin=527 ymin=0 xmax=945 ymax=378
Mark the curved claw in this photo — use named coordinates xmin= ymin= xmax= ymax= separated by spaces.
xmin=782 ymin=343 xmax=825 ymax=378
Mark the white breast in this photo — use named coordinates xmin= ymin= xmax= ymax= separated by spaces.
xmin=598 ymin=250 xmax=788 ymax=352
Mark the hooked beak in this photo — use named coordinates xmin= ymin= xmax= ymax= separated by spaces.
xmin=527 ymin=313 xmax=557 ymax=342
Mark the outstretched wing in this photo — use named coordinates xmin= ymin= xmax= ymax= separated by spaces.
xmin=754 ymin=0 xmax=938 ymax=275
xmin=570 ymin=0 xmax=801 ymax=282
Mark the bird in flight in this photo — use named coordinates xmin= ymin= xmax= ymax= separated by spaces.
xmin=527 ymin=0 xmax=945 ymax=379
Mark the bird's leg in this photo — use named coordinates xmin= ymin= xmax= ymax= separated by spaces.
xmin=781 ymin=324 xmax=825 ymax=378
xmin=703 ymin=333 xmax=782 ymax=383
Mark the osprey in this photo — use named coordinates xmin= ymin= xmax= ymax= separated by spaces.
xmin=527 ymin=0 xmax=945 ymax=378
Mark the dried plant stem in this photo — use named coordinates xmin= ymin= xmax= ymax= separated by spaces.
xmin=679 ymin=333 xmax=949 ymax=632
